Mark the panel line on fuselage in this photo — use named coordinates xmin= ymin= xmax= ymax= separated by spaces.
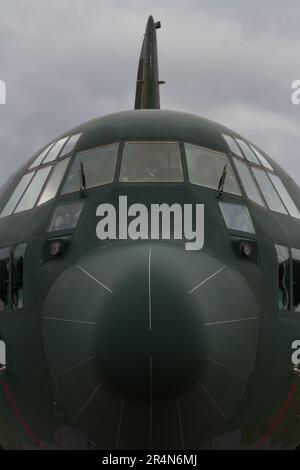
xmin=73 ymin=381 xmax=103 ymax=421
xmin=197 ymin=381 xmax=228 ymax=420
xmin=53 ymin=355 xmax=96 ymax=380
xmin=43 ymin=317 xmax=98 ymax=326
xmin=188 ymin=266 xmax=226 ymax=295
xmin=115 ymin=397 xmax=125 ymax=450
xmin=76 ymin=264 xmax=113 ymax=294
xmin=205 ymin=356 xmax=248 ymax=380
xmin=204 ymin=316 xmax=259 ymax=327
xmin=176 ymin=397 xmax=185 ymax=450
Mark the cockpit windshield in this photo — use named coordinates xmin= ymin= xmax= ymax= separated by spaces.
xmin=119 ymin=142 xmax=183 ymax=183
xmin=1 ymin=136 xmax=300 ymax=223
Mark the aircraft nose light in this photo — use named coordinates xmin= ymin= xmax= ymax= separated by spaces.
xmin=240 ymin=241 xmax=252 ymax=258
xmin=49 ymin=241 xmax=63 ymax=257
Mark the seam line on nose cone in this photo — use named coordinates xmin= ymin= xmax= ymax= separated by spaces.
xmin=176 ymin=398 xmax=185 ymax=450
xmin=115 ymin=398 xmax=125 ymax=450
xmin=204 ymin=316 xmax=259 ymax=326
xmin=53 ymin=356 xmax=96 ymax=380
xmin=76 ymin=265 xmax=113 ymax=294
xmin=188 ymin=265 xmax=226 ymax=294
xmin=73 ymin=381 xmax=103 ymax=421
xmin=197 ymin=381 xmax=228 ymax=420
xmin=205 ymin=356 xmax=248 ymax=380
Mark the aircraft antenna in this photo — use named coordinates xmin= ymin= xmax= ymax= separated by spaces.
xmin=134 ymin=16 xmax=165 ymax=109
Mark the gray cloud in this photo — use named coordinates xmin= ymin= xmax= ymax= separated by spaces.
xmin=0 ymin=0 xmax=300 ymax=185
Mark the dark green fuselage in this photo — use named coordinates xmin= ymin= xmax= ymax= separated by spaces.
xmin=0 ymin=110 xmax=300 ymax=449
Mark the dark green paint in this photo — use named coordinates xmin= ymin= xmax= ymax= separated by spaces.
xmin=0 ymin=17 xmax=299 ymax=450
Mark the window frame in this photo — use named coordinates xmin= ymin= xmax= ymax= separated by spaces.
xmin=235 ymin=138 xmax=261 ymax=165
xmin=29 ymin=142 xmax=56 ymax=169
xmin=42 ymin=137 xmax=70 ymax=165
xmin=222 ymin=134 xmax=245 ymax=160
xmin=29 ymin=132 xmax=82 ymax=170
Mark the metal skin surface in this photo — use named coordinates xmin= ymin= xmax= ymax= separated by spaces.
xmin=0 ymin=17 xmax=300 ymax=450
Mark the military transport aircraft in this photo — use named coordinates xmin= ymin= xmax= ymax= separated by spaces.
xmin=0 ymin=15 xmax=300 ymax=449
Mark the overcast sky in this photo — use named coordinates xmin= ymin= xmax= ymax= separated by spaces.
xmin=1 ymin=0 xmax=300 ymax=185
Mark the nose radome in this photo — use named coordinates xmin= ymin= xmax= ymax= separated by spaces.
xmin=42 ymin=243 xmax=260 ymax=449
xmin=94 ymin=246 xmax=207 ymax=400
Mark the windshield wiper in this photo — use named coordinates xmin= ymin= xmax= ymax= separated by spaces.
xmin=79 ymin=161 xmax=87 ymax=197
xmin=217 ymin=164 xmax=227 ymax=199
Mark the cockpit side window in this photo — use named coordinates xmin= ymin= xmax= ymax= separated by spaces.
xmin=233 ymin=158 xmax=265 ymax=207
xmin=248 ymin=144 xmax=274 ymax=171
xmin=0 ymin=248 xmax=10 ymax=312
xmin=0 ymin=172 xmax=34 ymax=218
xmin=38 ymin=157 xmax=70 ymax=206
xmin=59 ymin=133 xmax=81 ymax=159
xmin=14 ymin=166 xmax=52 ymax=213
xmin=119 ymin=142 xmax=183 ymax=183
xmin=223 ymin=134 xmax=300 ymax=218
xmin=12 ymin=244 xmax=26 ymax=309
xmin=42 ymin=137 xmax=70 ymax=164
xmin=0 ymin=134 xmax=82 ymax=217
xmin=219 ymin=202 xmax=255 ymax=233
xmin=235 ymin=139 xmax=261 ymax=165
xmin=269 ymin=174 xmax=300 ymax=219
xmin=252 ymin=169 xmax=288 ymax=215
xmin=275 ymin=245 xmax=291 ymax=311
xmin=0 ymin=172 xmax=19 ymax=204
xmin=223 ymin=134 xmax=274 ymax=171
xmin=48 ymin=202 xmax=84 ymax=232
xmin=185 ymin=144 xmax=241 ymax=195
xmin=222 ymin=135 xmax=245 ymax=159
xmin=61 ymin=144 xmax=118 ymax=194
xmin=29 ymin=133 xmax=82 ymax=170
xmin=29 ymin=143 xmax=56 ymax=169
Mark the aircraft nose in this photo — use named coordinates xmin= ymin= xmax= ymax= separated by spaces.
xmin=94 ymin=246 xmax=206 ymax=400
xmin=42 ymin=243 xmax=259 ymax=449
